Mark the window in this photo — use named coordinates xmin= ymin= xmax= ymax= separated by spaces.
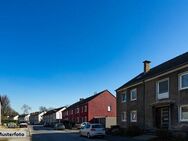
xmin=130 ymin=110 xmax=137 ymax=122
xmin=71 ymin=110 xmax=73 ymax=115
xmin=179 ymin=72 xmax=188 ymax=90
xmin=81 ymin=106 xmax=84 ymax=113
xmin=130 ymin=89 xmax=137 ymax=101
xmin=77 ymin=117 xmax=79 ymax=123
xmin=180 ymin=105 xmax=188 ymax=122
xmin=121 ymin=112 xmax=126 ymax=122
xmin=84 ymin=105 xmax=87 ymax=112
xmin=157 ymin=78 xmax=169 ymax=99
xmin=122 ymin=92 xmax=127 ymax=102
xmin=84 ymin=116 xmax=87 ymax=122
xmin=108 ymin=106 xmax=112 ymax=112
xmin=76 ymin=108 xmax=79 ymax=114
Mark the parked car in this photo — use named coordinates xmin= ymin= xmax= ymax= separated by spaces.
xmin=19 ymin=122 xmax=28 ymax=128
xmin=7 ymin=122 xmax=17 ymax=128
xmin=54 ymin=123 xmax=65 ymax=130
xmin=80 ymin=123 xmax=105 ymax=138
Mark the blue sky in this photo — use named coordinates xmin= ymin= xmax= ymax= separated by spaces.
xmin=0 ymin=0 xmax=188 ymax=114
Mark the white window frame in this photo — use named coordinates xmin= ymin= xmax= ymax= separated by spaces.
xmin=130 ymin=110 xmax=137 ymax=122
xmin=179 ymin=72 xmax=188 ymax=90
xmin=130 ymin=88 xmax=137 ymax=101
xmin=107 ymin=106 xmax=112 ymax=112
xmin=84 ymin=105 xmax=87 ymax=112
xmin=121 ymin=112 xmax=126 ymax=122
xmin=77 ymin=108 xmax=79 ymax=114
xmin=179 ymin=105 xmax=188 ymax=122
xmin=156 ymin=78 xmax=169 ymax=100
xmin=121 ymin=91 xmax=127 ymax=103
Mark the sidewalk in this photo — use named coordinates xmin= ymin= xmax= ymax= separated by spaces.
xmin=106 ymin=135 xmax=156 ymax=141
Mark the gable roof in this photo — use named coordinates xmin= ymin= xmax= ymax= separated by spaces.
xmin=19 ymin=114 xmax=29 ymax=118
xmin=116 ymin=52 xmax=188 ymax=91
xmin=43 ymin=107 xmax=66 ymax=116
xmin=30 ymin=111 xmax=44 ymax=116
xmin=66 ymin=90 xmax=113 ymax=109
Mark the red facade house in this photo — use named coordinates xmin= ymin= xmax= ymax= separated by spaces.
xmin=62 ymin=90 xmax=116 ymax=126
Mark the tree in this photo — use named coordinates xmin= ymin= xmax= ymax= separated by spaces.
xmin=21 ymin=104 xmax=31 ymax=114
xmin=39 ymin=106 xmax=47 ymax=112
xmin=0 ymin=95 xmax=18 ymax=120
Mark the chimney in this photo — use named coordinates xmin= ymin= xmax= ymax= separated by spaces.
xmin=79 ymin=98 xmax=84 ymax=101
xmin=143 ymin=60 xmax=151 ymax=73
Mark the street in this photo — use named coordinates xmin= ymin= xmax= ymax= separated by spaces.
xmin=31 ymin=125 xmax=108 ymax=141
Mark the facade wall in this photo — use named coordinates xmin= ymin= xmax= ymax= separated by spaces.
xmin=117 ymin=84 xmax=144 ymax=128
xmin=62 ymin=91 xmax=116 ymax=124
xmin=88 ymin=91 xmax=116 ymax=122
xmin=117 ymin=65 xmax=188 ymax=130
xmin=145 ymin=67 xmax=188 ymax=129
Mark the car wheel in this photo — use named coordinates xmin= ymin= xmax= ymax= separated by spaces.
xmin=87 ymin=133 xmax=91 ymax=138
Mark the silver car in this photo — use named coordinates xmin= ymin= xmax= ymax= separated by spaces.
xmin=80 ymin=123 xmax=105 ymax=138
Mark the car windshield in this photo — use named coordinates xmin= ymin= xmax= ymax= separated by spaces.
xmin=92 ymin=125 xmax=104 ymax=128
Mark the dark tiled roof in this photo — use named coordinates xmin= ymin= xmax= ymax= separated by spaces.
xmin=43 ymin=107 xmax=66 ymax=116
xmin=30 ymin=112 xmax=43 ymax=116
xmin=19 ymin=114 xmax=29 ymax=118
xmin=66 ymin=90 xmax=113 ymax=109
xmin=116 ymin=52 xmax=188 ymax=91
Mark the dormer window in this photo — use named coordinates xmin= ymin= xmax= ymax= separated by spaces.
xmin=157 ymin=78 xmax=169 ymax=100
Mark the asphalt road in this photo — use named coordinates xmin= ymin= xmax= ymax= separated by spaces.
xmin=31 ymin=125 xmax=107 ymax=141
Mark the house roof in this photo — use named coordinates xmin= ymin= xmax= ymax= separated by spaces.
xmin=116 ymin=52 xmax=188 ymax=91
xmin=43 ymin=107 xmax=66 ymax=116
xmin=19 ymin=114 xmax=29 ymax=118
xmin=66 ymin=90 xmax=113 ymax=110
xmin=30 ymin=112 xmax=44 ymax=116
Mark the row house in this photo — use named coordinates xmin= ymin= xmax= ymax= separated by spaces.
xmin=62 ymin=90 xmax=116 ymax=128
xmin=43 ymin=107 xmax=66 ymax=126
xmin=29 ymin=111 xmax=46 ymax=125
xmin=116 ymin=52 xmax=188 ymax=131
xmin=18 ymin=114 xmax=30 ymax=123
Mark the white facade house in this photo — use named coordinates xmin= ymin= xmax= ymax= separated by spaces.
xmin=43 ymin=107 xmax=66 ymax=126
xmin=29 ymin=111 xmax=46 ymax=125
xmin=18 ymin=114 xmax=30 ymax=123
xmin=13 ymin=115 xmax=19 ymax=121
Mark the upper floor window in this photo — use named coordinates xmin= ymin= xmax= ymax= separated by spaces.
xmin=121 ymin=112 xmax=126 ymax=122
xmin=130 ymin=89 xmax=137 ymax=101
xmin=76 ymin=108 xmax=79 ymax=114
xmin=71 ymin=110 xmax=73 ymax=115
xmin=157 ymin=78 xmax=169 ymax=100
xmin=130 ymin=110 xmax=137 ymax=122
xmin=84 ymin=105 xmax=87 ymax=112
xmin=179 ymin=72 xmax=188 ymax=90
xmin=81 ymin=106 xmax=84 ymax=113
xmin=122 ymin=91 xmax=127 ymax=102
xmin=180 ymin=105 xmax=188 ymax=122
xmin=107 ymin=106 xmax=112 ymax=112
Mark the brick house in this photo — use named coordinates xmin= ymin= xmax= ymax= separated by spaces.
xmin=62 ymin=90 xmax=116 ymax=128
xmin=116 ymin=52 xmax=188 ymax=131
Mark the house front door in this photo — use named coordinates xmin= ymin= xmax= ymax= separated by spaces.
xmin=156 ymin=107 xmax=169 ymax=129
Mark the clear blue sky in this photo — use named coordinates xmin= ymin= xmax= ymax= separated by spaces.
xmin=0 ymin=0 xmax=188 ymax=114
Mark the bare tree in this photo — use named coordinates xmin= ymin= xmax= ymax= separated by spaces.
xmin=21 ymin=104 xmax=31 ymax=114
xmin=0 ymin=95 xmax=18 ymax=120
xmin=39 ymin=106 xmax=47 ymax=112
